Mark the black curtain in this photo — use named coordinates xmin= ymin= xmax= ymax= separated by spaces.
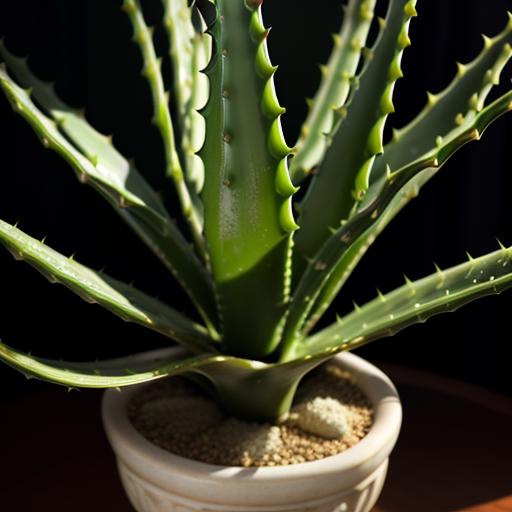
xmin=1 ymin=0 xmax=511 ymax=397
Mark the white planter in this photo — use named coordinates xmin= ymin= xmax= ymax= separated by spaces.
xmin=102 ymin=349 xmax=402 ymax=512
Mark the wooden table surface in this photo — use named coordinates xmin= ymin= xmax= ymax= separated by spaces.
xmin=1 ymin=363 xmax=511 ymax=512
xmin=373 ymin=364 xmax=512 ymax=512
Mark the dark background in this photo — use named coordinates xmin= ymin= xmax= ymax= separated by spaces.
xmin=1 ymin=0 xmax=511 ymax=400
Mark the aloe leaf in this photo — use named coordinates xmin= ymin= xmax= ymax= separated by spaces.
xmin=200 ymin=1 xmax=297 ymax=358
xmin=161 ymin=0 xmax=210 ymax=194
xmin=0 ymin=63 xmax=219 ymax=334
xmin=0 ymin=342 xmax=323 ymax=421
xmin=160 ymin=0 xmax=210 ymax=228
xmin=122 ymin=0 xmax=207 ymax=260
xmin=0 ymin=219 xmax=214 ymax=352
xmin=0 ymin=61 xmax=157 ymax=215
xmin=293 ymin=244 xmax=512 ymax=359
xmin=298 ymin=18 xmax=512 ymax=339
xmin=183 ymin=31 xmax=211 ymax=196
xmin=301 ymin=88 xmax=512 ymax=335
xmin=290 ymin=0 xmax=376 ymax=182
xmin=161 ymin=0 xmax=197 ymax=132
xmin=371 ymin=12 xmax=512 ymax=182
xmin=293 ymin=0 xmax=417 ymax=277
xmin=0 ymin=42 xmax=166 ymax=215
xmin=279 ymin=90 xmax=512 ymax=360
xmin=0 ymin=343 xmax=221 ymax=387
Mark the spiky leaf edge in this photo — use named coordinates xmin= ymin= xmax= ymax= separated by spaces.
xmin=292 ymin=0 xmax=416 ymax=281
xmin=303 ymin=34 xmax=512 ymax=336
xmin=122 ymin=0 xmax=207 ymax=261
xmin=298 ymin=243 xmax=512 ymax=359
xmin=290 ymin=0 xmax=376 ymax=182
xmin=279 ymin=89 xmax=512 ymax=361
xmin=0 ymin=63 xmax=219 ymax=335
xmin=0 ymin=219 xmax=214 ymax=352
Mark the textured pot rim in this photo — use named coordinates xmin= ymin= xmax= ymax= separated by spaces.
xmin=102 ymin=348 xmax=402 ymax=483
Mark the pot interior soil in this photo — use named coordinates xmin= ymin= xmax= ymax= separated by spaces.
xmin=128 ymin=362 xmax=373 ymax=467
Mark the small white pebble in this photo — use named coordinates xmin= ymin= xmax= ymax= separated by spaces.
xmin=245 ymin=426 xmax=283 ymax=461
xmin=290 ymin=397 xmax=349 ymax=439
xmin=215 ymin=419 xmax=284 ymax=462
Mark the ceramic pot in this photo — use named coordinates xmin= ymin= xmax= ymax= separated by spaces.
xmin=102 ymin=349 xmax=402 ymax=512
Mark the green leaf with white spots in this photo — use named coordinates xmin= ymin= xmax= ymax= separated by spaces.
xmin=122 ymin=0 xmax=207 ymax=259
xmin=200 ymin=0 xmax=297 ymax=358
xmin=371 ymin=12 xmax=512 ymax=183
xmin=293 ymin=0 xmax=417 ymax=278
xmin=0 ymin=60 xmax=219 ymax=333
xmin=279 ymin=89 xmax=512 ymax=360
xmin=0 ymin=343 xmax=324 ymax=421
xmin=290 ymin=0 xmax=376 ymax=182
xmin=0 ymin=219 xmax=213 ymax=352
xmin=296 ymin=244 xmax=512 ymax=359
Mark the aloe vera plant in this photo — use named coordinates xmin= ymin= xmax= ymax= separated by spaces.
xmin=1 ymin=0 xmax=512 ymax=422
